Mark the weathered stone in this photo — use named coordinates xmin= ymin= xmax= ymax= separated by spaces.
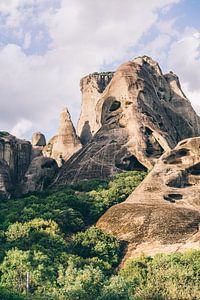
xmin=43 ymin=108 xmax=82 ymax=166
xmin=97 ymin=137 xmax=200 ymax=259
xmin=77 ymin=72 xmax=114 ymax=145
xmin=54 ymin=56 xmax=200 ymax=185
xmin=0 ymin=159 xmax=12 ymax=199
xmin=21 ymin=156 xmax=58 ymax=194
xmin=31 ymin=132 xmax=46 ymax=147
xmin=0 ymin=131 xmax=32 ymax=198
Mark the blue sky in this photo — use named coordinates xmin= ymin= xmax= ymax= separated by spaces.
xmin=0 ymin=0 xmax=199 ymax=140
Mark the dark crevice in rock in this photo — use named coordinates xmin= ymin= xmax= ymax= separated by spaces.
xmin=164 ymin=148 xmax=190 ymax=164
xmin=164 ymin=193 xmax=183 ymax=203
xmin=109 ymin=100 xmax=121 ymax=112
xmin=187 ymin=163 xmax=200 ymax=176
xmin=145 ymin=127 xmax=164 ymax=158
xmin=116 ymin=155 xmax=147 ymax=171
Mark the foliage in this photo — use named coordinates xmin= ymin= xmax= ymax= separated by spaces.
xmin=0 ymin=248 xmax=53 ymax=294
xmin=0 ymin=131 xmax=9 ymax=137
xmin=68 ymin=227 xmax=121 ymax=269
xmin=51 ymin=260 xmax=105 ymax=300
xmin=0 ymin=171 xmax=147 ymax=298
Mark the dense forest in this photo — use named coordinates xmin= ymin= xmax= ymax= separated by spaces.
xmin=1 ymin=171 xmax=200 ymax=300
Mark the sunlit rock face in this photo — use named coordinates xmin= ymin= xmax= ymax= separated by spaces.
xmin=43 ymin=108 xmax=82 ymax=167
xmin=54 ymin=56 xmax=200 ymax=185
xmin=0 ymin=132 xmax=32 ymax=199
xmin=97 ymin=137 xmax=200 ymax=259
xmin=77 ymin=72 xmax=114 ymax=145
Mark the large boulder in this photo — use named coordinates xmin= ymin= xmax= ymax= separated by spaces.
xmin=97 ymin=137 xmax=200 ymax=258
xmin=43 ymin=108 xmax=82 ymax=166
xmin=77 ymin=72 xmax=114 ymax=145
xmin=54 ymin=56 xmax=200 ymax=185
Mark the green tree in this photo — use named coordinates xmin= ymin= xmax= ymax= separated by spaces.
xmin=68 ymin=227 xmax=121 ymax=268
xmin=0 ymin=248 xmax=53 ymax=294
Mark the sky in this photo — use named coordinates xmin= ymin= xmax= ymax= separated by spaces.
xmin=0 ymin=0 xmax=199 ymax=141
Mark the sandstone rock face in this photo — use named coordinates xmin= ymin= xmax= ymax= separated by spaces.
xmin=0 ymin=132 xmax=32 ymax=198
xmin=21 ymin=156 xmax=58 ymax=194
xmin=97 ymin=137 xmax=200 ymax=258
xmin=55 ymin=56 xmax=200 ymax=185
xmin=77 ymin=72 xmax=114 ymax=145
xmin=31 ymin=132 xmax=46 ymax=159
xmin=43 ymin=108 xmax=82 ymax=166
xmin=0 ymin=160 xmax=12 ymax=199
xmin=32 ymin=132 xmax=46 ymax=147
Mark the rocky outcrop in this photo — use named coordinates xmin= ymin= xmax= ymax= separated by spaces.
xmin=43 ymin=108 xmax=82 ymax=167
xmin=77 ymin=72 xmax=114 ymax=145
xmin=97 ymin=137 xmax=200 ymax=258
xmin=0 ymin=131 xmax=32 ymax=198
xmin=54 ymin=56 xmax=200 ymax=185
xmin=0 ymin=160 xmax=12 ymax=199
xmin=21 ymin=156 xmax=58 ymax=194
xmin=32 ymin=132 xmax=46 ymax=147
xmin=31 ymin=132 xmax=46 ymax=159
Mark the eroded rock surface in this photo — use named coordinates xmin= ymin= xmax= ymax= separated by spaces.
xmin=43 ymin=108 xmax=82 ymax=166
xmin=55 ymin=56 xmax=200 ymax=185
xmin=0 ymin=132 xmax=32 ymax=198
xmin=97 ymin=137 xmax=200 ymax=258
xmin=32 ymin=132 xmax=46 ymax=147
xmin=21 ymin=156 xmax=58 ymax=194
xmin=77 ymin=72 xmax=114 ymax=145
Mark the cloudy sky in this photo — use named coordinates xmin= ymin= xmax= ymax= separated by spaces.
xmin=0 ymin=0 xmax=199 ymax=140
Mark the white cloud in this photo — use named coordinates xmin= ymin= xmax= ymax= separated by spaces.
xmin=0 ymin=0 xmax=182 ymax=139
xmin=11 ymin=118 xmax=33 ymax=138
xmin=168 ymin=27 xmax=200 ymax=109
xmin=23 ymin=33 xmax=31 ymax=49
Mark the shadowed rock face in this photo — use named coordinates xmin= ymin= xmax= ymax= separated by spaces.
xmin=43 ymin=108 xmax=82 ymax=166
xmin=77 ymin=72 xmax=114 ymax=145
xmin=97 ymin=137 xmax=200 ymax=258
xmin=54 ymin=56 xmax=200 ymax=185
xmin=0 ymin=132 xmax=32 ymax=198
xmin=21 ymin=156 xmax=58 ymax=194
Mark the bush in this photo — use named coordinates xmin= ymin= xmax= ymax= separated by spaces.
xmin=68 ymin=227 xmax=121 ymax=269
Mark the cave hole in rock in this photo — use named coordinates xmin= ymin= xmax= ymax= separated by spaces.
xmin=164 ymin=148 xmax=190 ymax=164
xmin=188 ymin=163 xmax=200 ymax=176
xmin=116 ymin=155 xmax=147 ymax=171
xmin=164 ymin=193 xmax=183 ymax=203
xmin=109 ymin=100 xmax=121 ymax=112
xmin=41 ymin=160 xmax=56 ymax=169
xmin=145 ymin=127 xmax=164 ymax=158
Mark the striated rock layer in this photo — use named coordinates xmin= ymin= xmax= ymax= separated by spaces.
xmin=43 ymin=108 xmax=82 ymax=167
xmin=0 ymin=132 xmax=32 ymax=198
xmin=77 ymin=72 xmax=114 ymax=145
xmin=97 ymin=137 xmax=200 ymax=258
xmin=54 ymin=56 xmax=200 ymax=185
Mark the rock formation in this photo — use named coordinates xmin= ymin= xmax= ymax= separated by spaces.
xmin=0 ymin=131 xmax=32 ymax=198
xmin=31 ymin=132 xmax=46 ymax=159
xmin=43 ymin=108 xmax=82 ymax=166
xmin=77 ymin=72 xmax=114 ymax=144
xmin=21 ymin=156 xmax=58 ymax=194
xmin=97 ymin=137 xmax=200 ymax=258
xmin=54 ymin=56 xmax=200 ymax=185
xmin=32 ymin=132 xmax=46 ymax=147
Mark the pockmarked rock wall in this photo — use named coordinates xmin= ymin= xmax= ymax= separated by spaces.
xmin=97 ymin=137 xmax=200 ymax=258
xmin=54 ymin=56 xmax=200 ymax=185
